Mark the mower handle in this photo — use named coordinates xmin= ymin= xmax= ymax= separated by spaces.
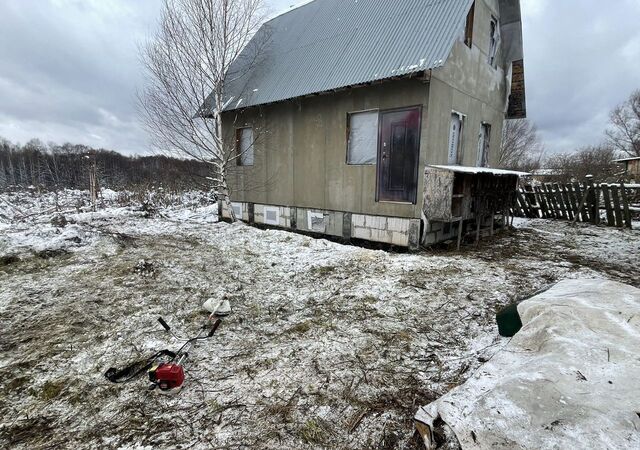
xmin=158 ymin=317 xmax=171 ymax=332
xmin=208 ymin=319 xmax=222 ymax=337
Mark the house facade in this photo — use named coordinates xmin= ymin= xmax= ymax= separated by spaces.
xmin=614 ymin=156 xmax=640 ymax=180
xmin=219 ymin=0 xmax=527 ymax=248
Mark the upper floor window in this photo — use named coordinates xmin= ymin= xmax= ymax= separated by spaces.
xmin=347 ymin=110 xmax=378 ymax=165
xmin=477 ymin=123 xmax=491 ymax=167
xmin=464 ymin=2 xmax=475 ymax=48
xmin=236 ymin=127 xmax=254 ymax=166
xmin=488 ymin=16 xmax=500 ymax=67
xmin=448 ymin=112 xmax=465 ymax=165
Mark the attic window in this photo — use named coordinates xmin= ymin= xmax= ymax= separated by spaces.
xmin=488 ymin=16 xmax=500 ymax=66
xmin=236 ymin=127 xmax=254 ymax=166
xmin=464 ymin=2 xmax=475 ymax=48
xmin=347 ymin=111 xmax=378 ymax=165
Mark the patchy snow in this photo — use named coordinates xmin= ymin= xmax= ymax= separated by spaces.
xmin=0 ymin=191 xmax=638 ymax=449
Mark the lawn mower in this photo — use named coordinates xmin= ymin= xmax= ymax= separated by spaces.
xmin=105 ymin=299 xmax=231 ymax=393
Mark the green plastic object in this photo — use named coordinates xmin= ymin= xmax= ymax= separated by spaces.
xmin=496 ymin=302 xmax=523 ymax=337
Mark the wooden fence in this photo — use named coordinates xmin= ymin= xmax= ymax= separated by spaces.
xmin=513 ymin=179 xmax=639 ymax=229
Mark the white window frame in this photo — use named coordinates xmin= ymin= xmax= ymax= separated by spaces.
xmin=237 ymin=127 xmax=254 ymax=166
xmin=448 ymin=111 xmax=465 ymax=165
xmin=346 ymin=109 xmax=379 ymax=165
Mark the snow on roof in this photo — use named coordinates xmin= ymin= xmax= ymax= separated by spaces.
xmin=613 ymin=156 xmax=640 ymax=163
xmin=531 ymin=168 xmax=562 ymax=176
xmin=429 ymin=165 xmax=530 ymax=177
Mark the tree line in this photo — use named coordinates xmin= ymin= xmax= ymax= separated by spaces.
xmin=0 ymin=137 xmax=213 ymax=192
xmin=500 ymin=89 xmax=640 ymax=183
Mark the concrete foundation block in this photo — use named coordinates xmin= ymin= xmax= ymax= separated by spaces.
xmin=391 ymin=231 xmax=410 ymax=247
xmin=352 ymin=214 xmax=366 ymax=227
xmin=352 ymin=226 xmax=371 ymax=240
xmin=388 ymin=218 xmax=410 ymax=233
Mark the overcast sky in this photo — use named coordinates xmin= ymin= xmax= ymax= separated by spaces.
xmin=1 ymin=0 xmax=639 ymax=156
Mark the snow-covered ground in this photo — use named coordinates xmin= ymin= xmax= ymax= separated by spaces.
xmin=0 ymin=190 xmax=638 ymax=449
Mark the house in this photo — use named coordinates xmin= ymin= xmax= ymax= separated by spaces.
xmin=614 ymin=156 xmax=640 ymax=180
xmin=219 ymin=0 xmax=527 ymax=249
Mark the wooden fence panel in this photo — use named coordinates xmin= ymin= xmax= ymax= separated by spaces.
xmin=514 ymin=181 xmax=636 ymax=229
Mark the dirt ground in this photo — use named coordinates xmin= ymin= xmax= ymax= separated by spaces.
xmin=0 ymin=192 xmax=638 ymax=449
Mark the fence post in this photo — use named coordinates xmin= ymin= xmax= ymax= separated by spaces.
xmin=586 ymin=176 xmax=597 ymax=225
xmin=620 ymin=182 xmax=632 ymax=229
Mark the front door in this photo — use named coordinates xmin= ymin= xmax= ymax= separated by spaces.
xmin=376 ymin=107 xmax=422 ymax=203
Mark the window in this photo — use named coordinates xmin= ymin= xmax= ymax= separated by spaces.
xmin=464 ymin=2 xmax=475 ymax=48
xmin=488 ymin=16 xmax=500 ymax=67
xmin=448 ymin=112 xmax=465 ymax=165
xmin=347 ymin=111 xmax=378 ymax=165
xmin=263 ymin=206 xmax=280 ymax=226
xmin=477 ymin=123 xmax=491 ymax=167
xmin=236 ymin=127 xmax=254 ymax=166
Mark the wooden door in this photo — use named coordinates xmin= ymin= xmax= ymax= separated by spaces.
xmin=376 ymin=107 xmax=422 ymax=203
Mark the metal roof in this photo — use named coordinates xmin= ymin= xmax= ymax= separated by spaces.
xmin=223 ymin=0 xmax=474 ymax=111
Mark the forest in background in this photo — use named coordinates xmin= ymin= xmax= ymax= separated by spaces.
xmin=0 ymin=137 xmax=212 ymax=192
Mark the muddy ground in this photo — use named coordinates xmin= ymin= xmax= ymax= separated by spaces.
xmin=0 ymin=197 xmax=638 ymax=449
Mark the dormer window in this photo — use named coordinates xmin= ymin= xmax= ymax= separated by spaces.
xmin=464 ymin=2 xmax=475 ymax=48
xmin=488 ymin=16 xmax=500 ymax=67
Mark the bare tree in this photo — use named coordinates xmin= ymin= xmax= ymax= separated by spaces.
xmin=606 ymin=90 xmax=640 ymax=157
xmin=499 ymin=118 xmax=544 ymax=171
xmin=139 ymin=0 xmax=267 ymax=220
xmin=544 ymin=145 xmax=618 ymax=183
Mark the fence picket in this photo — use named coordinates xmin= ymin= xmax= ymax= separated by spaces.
xmin=610 ymin=185 xmax=623 ymax=228
xmin=601 ymin=185 xmax=615 ymax=227
xmin=620 ymin=183 xmax=632 ymax=229
xmin=515 ymin=181 xmax=636 ymax=229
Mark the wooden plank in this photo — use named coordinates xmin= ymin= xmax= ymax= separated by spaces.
xmin=552 ymin=183 xmax=568 ymax=220
xmin=573 ymin=183 xmax=584 ymax=222
xmin=515 ymin=190 xmax=528 ymax=217
xmin=582 ymin=182 xmax=592 ymax=222
xmin=560 ymin=184 xmax=574 ymax=220
xmin=620 ymin=183 xmax=633 ymax=229
xmin=572 ymin=183 xmax=592 ymax=225
xmin=610 ymin=185 xmax=623 ymax=228
xmin=566 ymin=184 xmax=579 ymax=219
xmin=524 ymin=185 xmax=537 ymax=218
xmin=586 ymin=177 xmax=598 ymax=224
xmin=543 ymin=184 xmax=560 ymax=219
xmin=534 ymin=186 xmax=549 ymax=218
xmin=601 ymin=184 xmax=615 ymax=227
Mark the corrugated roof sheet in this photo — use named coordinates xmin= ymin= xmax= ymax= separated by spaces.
xmin=223 ymin=0 xmax=474 ymax=110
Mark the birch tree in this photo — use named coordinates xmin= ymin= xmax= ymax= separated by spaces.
xmin=139 ymin=0 xmax=266 ymax=220
xmin=499 ymin=118 xmax=544 ymax=172
xmin=606 ymin=90 xmax=640 ymax=157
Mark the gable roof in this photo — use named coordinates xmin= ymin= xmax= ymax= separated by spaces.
xmin=223 ymin=0 xmax=474 ymax=111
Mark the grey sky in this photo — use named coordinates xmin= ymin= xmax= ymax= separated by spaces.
xmin=0 ymin=0 xmax=639 ymax=156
